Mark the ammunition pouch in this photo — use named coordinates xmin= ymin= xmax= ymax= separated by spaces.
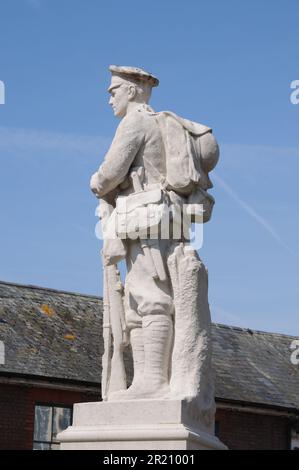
xmin=116 ymin=189 xmax=170 ymax=239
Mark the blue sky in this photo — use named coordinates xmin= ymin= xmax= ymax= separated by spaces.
xmin=0 ymin=0 xmax=298 ymax=335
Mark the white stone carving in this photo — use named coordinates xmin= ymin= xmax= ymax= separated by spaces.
xmin=59 ymin=65 xmax=225 ymax=450
xmin=59 ymin=400 xmax=227 ymax=450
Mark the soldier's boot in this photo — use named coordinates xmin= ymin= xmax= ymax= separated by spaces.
xmin=109 ymin=316 xmax=173 ymax=401
xmin=127 ymin=327 xmax=145 ymax=389
xmin=139 ymin=314 xmax=173 ymax=398
xmin=108 ymin=327 xmax=145 ymax=401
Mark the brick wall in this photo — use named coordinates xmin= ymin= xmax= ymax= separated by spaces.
xmin=216 ymin=407 xmax=291 ymax=450
xmin=0 ymin=383 xmax=99 ymax=450
xmin=0 ymin=384 xmax=28 ymax=450
xmin=0 ymin=384 xmax=292 ymax=450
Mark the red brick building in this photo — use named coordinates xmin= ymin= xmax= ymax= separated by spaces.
xmin=0 ymin=281 xmax=298 ymax=450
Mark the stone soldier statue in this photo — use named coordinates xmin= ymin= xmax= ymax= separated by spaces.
xmin=90 ymin=65 xmax=219 ymax=430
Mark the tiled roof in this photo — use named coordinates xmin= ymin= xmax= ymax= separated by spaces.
xmin=0 ymin=281 xmax=103 ymax=383
xmin=0 ymin=281 xmax=298 ymax=411
xmin=212 ymin=323 xmax=299 ymax=411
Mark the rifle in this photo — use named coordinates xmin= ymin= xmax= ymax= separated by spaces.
xmin=99 ymin=198 xmax=129 ymax=400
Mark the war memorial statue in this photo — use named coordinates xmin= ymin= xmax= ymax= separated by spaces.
xmin=59 ymin=66 xmax=226 ymax=449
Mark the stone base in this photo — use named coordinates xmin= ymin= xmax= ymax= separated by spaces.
xmin=58 ymin=400 xmax=227 ymax=450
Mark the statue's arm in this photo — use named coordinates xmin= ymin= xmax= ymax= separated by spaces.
xmin=90 ymin=114 xmax=144 ymax=198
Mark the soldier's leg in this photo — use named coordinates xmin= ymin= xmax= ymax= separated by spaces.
xmin=125 ymin=239 xmax=174 ymax=398
xmin=123 ymin=288 xmax=144 ymax=390
xmin=141 ymin=314 xmax=173 ymax=396
xmin=126 ymin=238 xmax=174 ymax=318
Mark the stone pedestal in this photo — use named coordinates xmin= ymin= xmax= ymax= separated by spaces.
xmin=58 ymin=400 xmax=227 ymax=450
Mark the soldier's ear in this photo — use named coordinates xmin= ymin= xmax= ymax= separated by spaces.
xmin=128 ymin=85 xmax=137 ymax=101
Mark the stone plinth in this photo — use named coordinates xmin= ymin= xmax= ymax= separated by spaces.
xmin=58 ymin=400 xmax=227 ymax=450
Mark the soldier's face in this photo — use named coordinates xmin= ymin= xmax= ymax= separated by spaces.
xmin=108 ymin=83 xmax=130 ymax=118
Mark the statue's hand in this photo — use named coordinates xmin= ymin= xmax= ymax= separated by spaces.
xmin=90 ymin=172 xmax=101 ymax=197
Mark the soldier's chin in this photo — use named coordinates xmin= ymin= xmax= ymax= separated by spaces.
xmin=114 ymin=108 xmax=126 ymax=118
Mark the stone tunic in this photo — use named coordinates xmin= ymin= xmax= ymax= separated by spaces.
xmin=95 ymin=105 xmax=174 ymax=325
xmin=95 ymin=105 xmax=166 ymax=197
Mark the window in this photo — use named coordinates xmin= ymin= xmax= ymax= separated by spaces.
xmin=291 ymin=418 xmax=299 ymax=450
xmin=291 ymin=432 xmax=299 ymax=450
xmin=33 ymin=404 xmax=72 ymax=450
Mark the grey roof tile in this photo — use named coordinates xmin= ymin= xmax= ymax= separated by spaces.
xmin=0 ymin=281 xmax=298 ymax=411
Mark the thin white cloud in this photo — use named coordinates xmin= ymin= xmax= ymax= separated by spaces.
xmin=25 ymin=0 xmax=42 ymax=7
xmin=221 ymin=142 xmax=299 ymax=159
xmin=211 ymin=304 xmax=247 ymax=328
xmin=0 ymin=126 xmax=109 ymax=159
xmin=219 ymin=143 xmax=299 ymax=186
xmin=0 ymin=127 xmax=295 ymax=255
xmin=213 ymin=172 xmax=295 ymax=255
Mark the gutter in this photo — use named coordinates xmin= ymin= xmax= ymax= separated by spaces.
xmin=216 ymin=397 xmax=299 ymax=417
xmin=0 ymin=371 xmax=100 ymax=394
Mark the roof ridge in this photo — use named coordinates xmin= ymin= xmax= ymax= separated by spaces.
xmin=213 ymin=322 xmax=298 ymax=339
xmin=0 ymin=280 xmax=102 ymax=300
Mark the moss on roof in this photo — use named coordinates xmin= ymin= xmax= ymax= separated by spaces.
xmin=0 ymin=281 xmax=298 ymax=411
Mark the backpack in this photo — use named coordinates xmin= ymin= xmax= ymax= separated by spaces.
xmin=153 ymin=111 xmax=219 ymax=223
